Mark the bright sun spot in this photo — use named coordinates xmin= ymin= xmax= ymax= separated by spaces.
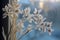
xmin=17 ymin=0 xmax=20 ymax=2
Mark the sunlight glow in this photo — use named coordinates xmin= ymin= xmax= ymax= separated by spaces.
xmin=39 ymin=2 xmax=44 ymax=9
xmin=17 ymin=0 xmax=20 ymax=2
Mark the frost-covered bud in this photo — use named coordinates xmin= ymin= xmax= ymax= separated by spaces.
xmin=45 ymin=22 xmax=53 ymax=35
xmin=48 ymin=28 xmax=54 ymax=35
xmin=24 ymin=7 xmax=31 ymax=14
xmin=46 ymin=22 xmax=52 ymax=28
xmin=39 ymin=14 xmax=43 ymax=20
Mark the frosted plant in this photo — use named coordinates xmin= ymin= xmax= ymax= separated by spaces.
xmin=2 ymin=0 xmax=54 ymax=40
xmin=17 ymin=7 xmax=53 ymax=36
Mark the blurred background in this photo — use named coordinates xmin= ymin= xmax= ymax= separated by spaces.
xmin=16 ymin=0 xmax=60 ymax=40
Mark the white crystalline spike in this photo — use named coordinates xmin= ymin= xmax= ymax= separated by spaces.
xmin=34 ymin=8 xmax=38 ymax=14
xmin=44 ymin=28 xmax=46 ymax=32
xmin=5 ymin=6 xmax=8 ymax=11
xmin=8 ymin=4 xmax=12 ymax=8
xmin=3 ymin=15 xmax=7 ymax=18
xmin=47 ymin=22 xmax=52 ymax=28
xmin=5 ymin=5 xmax=8 ymax=8
xmin=42 ymin=18 xmax=46 ymax=21
xmin=40 ymin=22 xmax=46 ymax=32
xmin=3 ymin=12 xmax=7 ymax=15
xmin=43 ymin=22 xmax=47 ymax=32
xmin=43 ymin=26 xmax=46 ymax=32
xmin=47 ymin=22 xmax=52 ymax=25
xmin=38 ymin=15 xmax=43 ymax=21
xmin=3 ymin=12 xmax=8 ymax=18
